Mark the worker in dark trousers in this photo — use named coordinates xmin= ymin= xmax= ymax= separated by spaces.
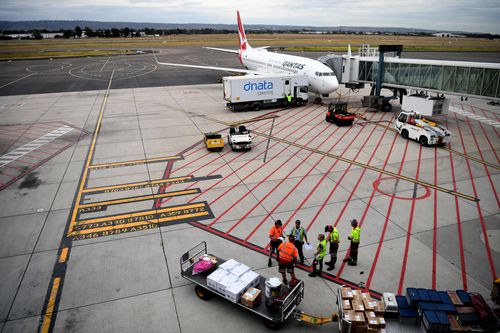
xmin=268 ymin=220 xmax=284 ymax=267
xmin=325 ymin=225 xmax=340 ymax=271
xmin=277 ymin=234 xmax=299 ymax=286
xmin=286 ymin=93 xmax=293 ymax=108
xmin=343 ymin=219 xmax=361 ymax=266
xmin=309 ymin=234 xmax=327 ymax=277
xmin=290 ymin=220 xmax=309 ymax=265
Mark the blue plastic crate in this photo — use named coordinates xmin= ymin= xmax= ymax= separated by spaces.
xmin=399 ymin=308 xmax=419 ymax=325
xmin=428 ymin=289 xmax=441 ymax=303
xmin=423 ymin=310 xmax=440 ymax=332
xmin=456 ymin=290 xmax=471 ymax=305
xmin=435 ymin=303 xmax=456 ymax=314
xmin=438 ymin=291 xmax=452 ymax=304
xmin=418 ymin=288 xmax=431 ymax=302
xmin=396 ymin=295 xmax=410 ymax=309
xmin=419 ymin=302 xmax=438 ymax=311
xmin=407 ymin=287 xmax=420 ymax=308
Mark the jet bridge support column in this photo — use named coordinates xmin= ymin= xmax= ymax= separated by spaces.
xmin=375 ymin=45 xmax=403 ymax=97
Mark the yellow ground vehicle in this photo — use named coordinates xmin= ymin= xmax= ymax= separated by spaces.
xmin=204 ymin=132 xmax=224 ymax=151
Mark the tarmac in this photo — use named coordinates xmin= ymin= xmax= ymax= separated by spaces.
xmin=0 ymin=47 xmax=499 ymax=333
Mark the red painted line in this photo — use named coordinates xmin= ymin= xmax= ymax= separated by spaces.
xmin=397 ymin=144 xmax=423 ymax=294
xmin=329 ymin=112 xmax=394 ymax=229
xmin=154 ymin=160 xmax=174 ymax=208
xmin=472 ymin=118 xmax=500 ymax=164
xmin=345 ymin=136 xmax=407 ymax=285
xmin=238 ymin=122 xmax=341 ymax=240
xmin=210 ymin=110 xmax=329 ymax=229
xmin=258 ymin=108 xmax=375 ymax=248
xmin=158 ymin=105 xmax=323 ymax=206
xmin=432 ymin=147 xmax=438 ymax=289
xmin=453 ymin=110 xmax=497 ymax=280
xmin=448 ymin=139 xmax=468 ymax=290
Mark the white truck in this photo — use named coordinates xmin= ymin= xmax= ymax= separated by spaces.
xmin=402 ymin=94 xmax=449 ymax=116
xmin=228 ymin=126 xmax=252 ymax=151
xmin=223 ymin=74 xmax=309 ymax=111
xmin=395 ymin=111 xmax=451 ymax=146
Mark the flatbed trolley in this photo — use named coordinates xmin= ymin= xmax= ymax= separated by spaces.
xmin=180 ymin=242 xmax=305 ymax=329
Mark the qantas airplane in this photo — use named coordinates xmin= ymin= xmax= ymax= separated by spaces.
xmin=154 ymin=11 xmax=339 ymax=96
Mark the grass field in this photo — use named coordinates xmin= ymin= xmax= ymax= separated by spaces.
xmin=0 ymin=33 xmax=499 ymax=60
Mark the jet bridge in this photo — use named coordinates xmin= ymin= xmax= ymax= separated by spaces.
xmin=320 ymin=45 xmax=500 ymax=101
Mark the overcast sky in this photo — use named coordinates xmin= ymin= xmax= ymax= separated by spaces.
xmin=0 ymin=0 xmax=499 ymax=33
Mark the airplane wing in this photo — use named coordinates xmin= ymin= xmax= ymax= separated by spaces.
xmin=153 ymin=51 xmax=265 ymax=75
xmin=204 ymin=47 xmax=239 ymax=54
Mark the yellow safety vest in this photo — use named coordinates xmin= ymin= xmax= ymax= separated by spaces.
xmin=350 ymin=226 xmax=361 ymax=243
xmin=329 ymin=227 xmax=339 ymax=243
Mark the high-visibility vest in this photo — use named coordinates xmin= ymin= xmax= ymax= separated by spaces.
xmin=287 ymin=95 xmax=292 ymax=102
xmin=350 ymin=226 xmax=361 ymax=243
xmin=269 ymin=225 xmax=283 ymax=240
xmin=316 ymin=239 xmax=327 ymax=260
xmin=329 ymin=227 xmax=339 ymax=243
xmin=291 ymin=227 xmax=306 ymax=242
xmin=278 ymin=241 xmax=298 ymax=263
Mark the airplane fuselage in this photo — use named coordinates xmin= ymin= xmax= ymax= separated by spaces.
xmin=241 ymin=48 xmax=339 ymax=95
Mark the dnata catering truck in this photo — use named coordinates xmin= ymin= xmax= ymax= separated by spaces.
xmin=223 ymin=74 xmax=309 ymax=111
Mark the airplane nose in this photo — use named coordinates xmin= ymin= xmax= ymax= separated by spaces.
xmin=325 ymin=77 xmax=339 ymax=93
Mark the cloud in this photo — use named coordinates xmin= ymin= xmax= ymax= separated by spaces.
xmin=0 ymin=0 xmax=499 ymax=33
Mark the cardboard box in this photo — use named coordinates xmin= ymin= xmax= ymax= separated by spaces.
xmin=207 ymin=268 xmax=228 ymax=291
xmin=352 ymin=299 xmax=365 ymax=311
xmin=374 ymin=301 xmax=385 ymax=315
xmin=343 ymin=299 xmax=352 ymax=310
xmin=216 ymin=274 xmax=238 ymax=293
xmin=363 ymin=299 xmax=376 ymax=311
xmin=241 ymin=287 xmax=262 ymax=308
xmin=352 ymin=326 xmax=367 ymax=333
xmin=352 ymin=289 xmax=363 ymax=299
xmin=219 ymin=259 xmax=240 ymax=271
xmin=447 ymin=291 xmax=464 ymax=306
xmin=239 ymin=271 xmax=259 ymax=288
xmin=230 ymin=263 xmax=250 ymax=277
xmin=344 ymin=310 xmax=355 ymax=322
xmin=225 ymin=280 xmax=248 ymax=303
xmin=362 ymin=292 xmax=373 ymax=302
xmin=377 ymin=317 xmax=386 ymax=328
xmin=365 ymin=311 xmax=376 ymax=320
xmin=352 ymin=311 xmax=366 ymax=326
xmin=341 ymin=287 xmax=354 ymax=299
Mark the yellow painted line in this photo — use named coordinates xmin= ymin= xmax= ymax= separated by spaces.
xmin=89 ymin=155 xmax=182 ymax=170
xmin=68 ymin=71 xmax=115 ymax=236
xmin=58 ymin=248 xmax=69 ymax=263
xmin=40 ymin=277 xmax=60 ymax=333
xmin=252 ymin=129 xmax=479 ymax=202
xmin=81 ymin=176 xmax=192 ymax=194
xmin=78 ymin=189 xmax=199 ymax=208
xmin=70 ymin=211 xmax=209 ymax=236
xmin=229 ymin=114 xmax=280 ymax=127
xmin=442 ymin=147 xmax=500 ymax=171
xmin=77 ymin=203 xmax=207 ymax=225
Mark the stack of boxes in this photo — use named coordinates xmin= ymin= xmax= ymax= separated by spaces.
xmin=340 ymin=287 xmax=387 ymax=333
xmin=206 ymin=259 xmax=260 ymax=306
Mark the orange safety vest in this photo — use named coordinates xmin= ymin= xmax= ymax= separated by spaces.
xmin=269 ymin=225 xmax=283 ymax=240
xmin=278 ymin=241 xmax=298 ymax=263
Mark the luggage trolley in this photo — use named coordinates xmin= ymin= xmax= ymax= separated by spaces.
xmin=180 ymin=242 xmax=305 ymax=329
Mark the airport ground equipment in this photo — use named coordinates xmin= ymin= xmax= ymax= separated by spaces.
xmin=401 ymin=93 xmax=449 ymax=116
xmin=228 ymin=126 xmax=252 ymax=151
xmin=325 ymin=101 xmax=355 ymax=126
xmin=204 ymin=132 xmax=224 ymax=151
xmin=223 ymin=74 xmax=309 ymax=111
xmin=180 ymin=242 xmax=305 ymax=329
xmin=395 ymin=111 xmax=451 ymax=146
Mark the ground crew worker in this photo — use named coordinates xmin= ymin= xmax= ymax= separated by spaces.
xmin=309 ymin=234 xmax=327 ymax=277
xmin=268 ymin=220 xmax=283 ymax=267
xmin=324 ymin=225 xmax=340 ymax=271
xmin=286 ymin=93 xmax=293 ymax=107
xmin=290 ymin=220 xmax=309 ymax=264
xmin=277 ymin=234 xmax=299 ymax=285
xmin=344 ymin=219 xmax=361 ymax=266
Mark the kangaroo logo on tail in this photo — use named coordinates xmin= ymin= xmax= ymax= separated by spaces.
xmin=237 ymin=11 xmax=250 ymax=64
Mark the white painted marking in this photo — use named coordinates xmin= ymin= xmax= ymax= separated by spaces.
xmin=448 ymin=106 xmax=500 ymax=128
xmin=0 ymin=73 xmax=35 ymax=89
xmin=0 ymin=126 xmax=73 ymax=168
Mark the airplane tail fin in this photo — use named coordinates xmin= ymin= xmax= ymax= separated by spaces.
xmin=237 ymin=11 xmax=251 ymax=51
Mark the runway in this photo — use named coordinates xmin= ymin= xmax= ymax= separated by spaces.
xmin=0 ymin=47 xmax=499 ymax=332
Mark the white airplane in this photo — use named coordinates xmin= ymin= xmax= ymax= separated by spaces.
xmin=154 ymin=11 xmax=339 ymax=96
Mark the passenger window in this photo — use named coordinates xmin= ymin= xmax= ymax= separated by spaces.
xmin=285 ymin=80 xmax=290 ymax=85
xmin=398 ymin=114 xmax=407 ymax=122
